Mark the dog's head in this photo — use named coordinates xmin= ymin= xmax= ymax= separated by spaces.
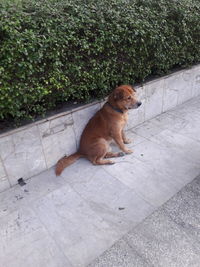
xmin=109 ymin=85 xmax=142 ymax=111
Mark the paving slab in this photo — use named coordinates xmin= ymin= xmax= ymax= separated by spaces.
xmin=148 ymin=129 xmax=200 ymax=165
xmin=0 ymin=207 xmax=72 ymax=267
xmin=32 ymin=184 xmax=120 ymax=267
xmin=131 ymin=136 xmax=200 ymax=188
xmin=67 ymin=168 xmax=154 ymax=233
xmin=103 ymin=157 xmax=180 ymax=207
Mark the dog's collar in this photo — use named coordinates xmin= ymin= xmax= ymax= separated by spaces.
xmin=106 ymin=102 xmax=124 ymax=114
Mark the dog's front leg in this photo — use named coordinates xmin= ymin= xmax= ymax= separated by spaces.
xmin=112 ymin=132 xmax=133 ymax=154
xmin=122 ymin=130 xmax=131 ymax=144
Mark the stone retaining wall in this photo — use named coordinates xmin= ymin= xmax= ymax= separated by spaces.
xmin=0 ymin=64 xmax=199 ymax=192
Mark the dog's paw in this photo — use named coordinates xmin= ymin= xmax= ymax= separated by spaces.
xmin=108 ymin=161 xmax=115 ymax=165
xmin=124 ymin=149 xmax=133 ymax=154
xmin=124 ymin=139 xmax=132 ymax=144
xmin=118 ymin=152 xmax=125 ymax=157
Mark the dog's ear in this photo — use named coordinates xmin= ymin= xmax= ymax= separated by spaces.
xmin=131 ymin=86 xmax=136 ymax=92
xmin=113 ymin=89 xmax=124 ymax=100
xmin=131 ymin=85 xmax=137 ymax=93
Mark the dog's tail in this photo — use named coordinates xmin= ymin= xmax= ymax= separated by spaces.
xmin=55 ymin=152 xmax=82 ymax=176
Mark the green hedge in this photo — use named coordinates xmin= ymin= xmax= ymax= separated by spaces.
xmin=0 ymin=0 xmax=200 ymax=124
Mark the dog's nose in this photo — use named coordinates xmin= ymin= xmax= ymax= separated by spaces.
xmin=137 ymin=101 xmax=142 ymax=107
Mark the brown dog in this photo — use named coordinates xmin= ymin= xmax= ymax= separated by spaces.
xmin=55 ymin=85 xmax=142 ymax=175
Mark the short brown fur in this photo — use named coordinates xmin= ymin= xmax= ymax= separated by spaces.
xmin=55 ymin=85 xmax=142 ymax=175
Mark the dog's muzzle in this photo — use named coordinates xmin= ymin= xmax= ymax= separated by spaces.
xmin=130 ymin=101 xmax=142 ymax=109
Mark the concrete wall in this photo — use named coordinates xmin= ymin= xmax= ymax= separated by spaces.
xmin=0 ymin=64 xmax=200 ymax=192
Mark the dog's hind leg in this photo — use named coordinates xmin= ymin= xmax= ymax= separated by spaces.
xmin=87 ymin=139 xmax=115 ymax=165
xmin=88 ymin=153 xmax=115 ymax=165
xmin=105 ymin=152 xmax=125 ymax=158
xmin=95 ymin=157 xmax=115 ymax=165
xmin=88 ymin=155 xmax=115 ymax=165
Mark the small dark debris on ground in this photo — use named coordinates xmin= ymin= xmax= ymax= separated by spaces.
xmin=18 ymin=178 xmax=26 ymax=186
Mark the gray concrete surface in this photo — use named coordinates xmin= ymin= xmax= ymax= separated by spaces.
xmin=0 ymin=96 xmax=200 ymax=267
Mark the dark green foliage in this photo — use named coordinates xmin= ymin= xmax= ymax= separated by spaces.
xmin=0 ymin=0 xmax=200 ymax=123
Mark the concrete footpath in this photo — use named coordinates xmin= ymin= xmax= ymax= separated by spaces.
xmin=0 ymin=96 xmax=200 ymax=267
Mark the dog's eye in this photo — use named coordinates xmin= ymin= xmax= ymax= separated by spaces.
xmin=127 ymin=96 xmax=131 ymax=100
